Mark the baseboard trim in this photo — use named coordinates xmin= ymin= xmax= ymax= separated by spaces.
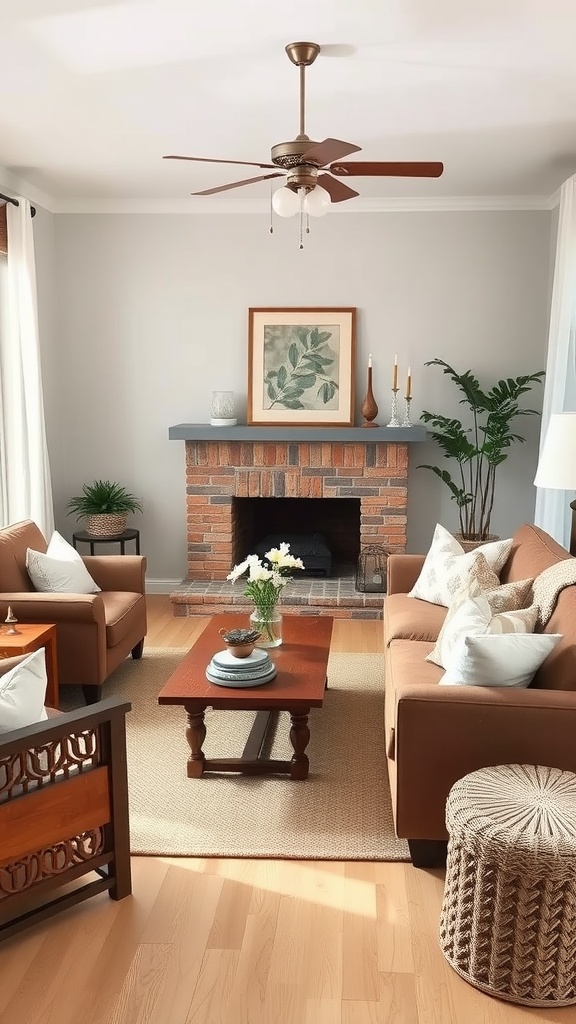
xmin=145 ymin=578 xmax=181 ymax=594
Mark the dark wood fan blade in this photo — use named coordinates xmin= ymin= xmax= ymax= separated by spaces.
xmin=300 ymin=138 xmax=362 ymax=167
xmin=164 ymin=155 xmax=277 ymax=169
xmin=317 ymin=173 xmax=359 ymax=203
xmin=191 ymin=172 xmax=284 ymax=196
xmin=329 ymin=161 xmax=444 ymax=177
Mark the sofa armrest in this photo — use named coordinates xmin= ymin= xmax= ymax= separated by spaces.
xmin=0 ymin=592 xmax=106 ymax=627
xmin=391 ymin=683 xmax=576 ymax=839
xmin=387 ymin=554 xmax=425 ymax=595
xmin=82 ymin=555 xmax=146 ymax=593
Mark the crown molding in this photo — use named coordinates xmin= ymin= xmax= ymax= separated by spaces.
xmin=53 ymin=193 xmax=555 ymax=214
xmin=0 ymin=166 xmax=559 ymax=215
xmin=0 ymin=165 xmax=56 ymax=213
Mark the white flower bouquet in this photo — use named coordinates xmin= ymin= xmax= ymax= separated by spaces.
xmin=227 ymin=542 xmax=305 ymax=645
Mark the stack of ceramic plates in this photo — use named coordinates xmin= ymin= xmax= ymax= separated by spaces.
xmin=206 ymin=648 xmax=277 ymax=688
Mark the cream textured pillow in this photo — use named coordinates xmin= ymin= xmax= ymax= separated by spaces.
xmin=427 ymin=574 xmax=535 ymax=667
xmin=439 ymin=632 xmax=562 ymax=688
xmin=427 ymin=581 xmax=539 ymax=668
xmin=407 ymin=523 xmax=510 ymax=606
xmin=0 ymin=649 xmax=48 ymax=734
xmin=26 ymin=530 xmax=101 ymax=594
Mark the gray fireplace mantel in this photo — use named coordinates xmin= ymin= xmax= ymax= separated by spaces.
xmin=169 ymin=423 xmax=427 ymax=442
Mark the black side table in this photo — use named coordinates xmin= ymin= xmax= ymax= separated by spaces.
xmin=72 ymin=528 xmax=140 ymax=556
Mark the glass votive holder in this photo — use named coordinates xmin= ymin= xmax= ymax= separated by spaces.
xmin=210 ymin=391 xmax=237 ymax=426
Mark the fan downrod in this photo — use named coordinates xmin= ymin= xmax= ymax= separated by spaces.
xmin=285 ymin=42 xmax=320 ymax=66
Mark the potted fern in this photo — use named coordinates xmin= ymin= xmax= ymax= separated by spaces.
xmin=66 ymin=480 xmax=143 ymax=537
xmin=419 ymin=359 xmax=545 ymax=543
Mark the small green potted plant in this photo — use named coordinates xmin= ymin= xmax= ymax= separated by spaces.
xmin=66 ymin=480 xmax=143 ymax=538
xmin=419 ymin=359 xmax=545 ymax=543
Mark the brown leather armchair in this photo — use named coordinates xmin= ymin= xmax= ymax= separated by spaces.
xmin=0 ymin=520 xmax=147 ymax=703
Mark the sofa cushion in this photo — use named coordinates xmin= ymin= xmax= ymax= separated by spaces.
xmin=0 ymin=649 xmax=48 ymax=733
xmin=439 ymin=632 xmax=562 ymax=689
xmin=26 ymin=531 xmax=100 ymax=594
xmin=102 ymin=592 xmax=147 ymax=648
xmin=407 ymin=524 xmax=511 ymax=606
xmin=384 ymin=594 xmax=447 ymax=644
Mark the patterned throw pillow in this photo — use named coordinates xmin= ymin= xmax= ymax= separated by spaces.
xmin=408 ymin=524 xmax=512 ymax=607
xmin=427 ymin=579 xmax=538 ymax=668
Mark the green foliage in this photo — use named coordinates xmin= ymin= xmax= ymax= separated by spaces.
xmin=264 ymin=327 xmax=338 ymax=410
xmin=66 ymin=480 xmax=143 ymax=518
xmin=419 ymin=359 xmax=545 ymax=540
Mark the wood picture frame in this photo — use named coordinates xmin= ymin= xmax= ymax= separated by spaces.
xmin=247 ymin=307 xmax=356 ymax=426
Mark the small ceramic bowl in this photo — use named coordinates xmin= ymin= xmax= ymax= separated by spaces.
xmin=219 ymin=627 xmax=262 ymax=659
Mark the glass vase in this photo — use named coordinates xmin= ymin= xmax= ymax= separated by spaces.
xmin=250 ymin=606 xmax=283 ymax=648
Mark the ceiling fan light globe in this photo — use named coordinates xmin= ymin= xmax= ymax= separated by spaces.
xmin=272 ymin=186 xmax=300 ymax=218
xmin=304 ymin=185 xmax=331 ymax=217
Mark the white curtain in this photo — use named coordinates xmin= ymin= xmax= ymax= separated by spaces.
xmin=534 ymin=176 xmax=576 ymax=546
xmin=0 ymin=198 xmax=54 ymax=536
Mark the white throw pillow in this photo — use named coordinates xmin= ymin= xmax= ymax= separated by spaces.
xmin=0 ymin=649 xmax=48 ymax=733
xmin=427 ymin=581 xmax=539 ymax=668
xmin=408 ymin=523 xmax=511 ymax=606
xmin=439 ymin=632 xmax=561 ymax=688
xmin=26 ymin=530 xmax=101 ymax=594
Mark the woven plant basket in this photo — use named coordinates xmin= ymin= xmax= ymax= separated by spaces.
xmin=85 ymin=513 xmax=128 ymax=537
xmin=454 ymin=533 xmax=499 ymax=553
xmin=440 ymin=764 xmax=576 ymax=1007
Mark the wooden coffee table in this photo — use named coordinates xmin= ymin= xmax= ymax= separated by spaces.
xmin=158 ymin=613 xmax=333 ymax=780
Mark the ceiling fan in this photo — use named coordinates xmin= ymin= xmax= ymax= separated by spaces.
xmin=164 ymin=41 xmax=444 ymax=208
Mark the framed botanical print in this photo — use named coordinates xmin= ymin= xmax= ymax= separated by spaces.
xmin=247 ymin=307 xmax=356 ymax=426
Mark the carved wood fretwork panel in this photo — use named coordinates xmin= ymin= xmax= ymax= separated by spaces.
xmin=0 ymin=828 xmax=105 ymax=898
xmin=0 ymin=729 xmax=101 ymax=800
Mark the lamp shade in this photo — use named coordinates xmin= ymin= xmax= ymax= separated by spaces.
xmin=534 ymin=412 xmax=576 ymax=489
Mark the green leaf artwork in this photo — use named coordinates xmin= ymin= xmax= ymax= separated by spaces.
xmin=262 ymin=324 xmax=340 ymax=411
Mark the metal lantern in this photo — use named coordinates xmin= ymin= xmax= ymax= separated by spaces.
xmin=356 ymin=545 xmax=388 ymax=593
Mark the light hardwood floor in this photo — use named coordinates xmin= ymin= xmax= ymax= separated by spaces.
xmin=1 ymin=597 xmax=573 ymax=1024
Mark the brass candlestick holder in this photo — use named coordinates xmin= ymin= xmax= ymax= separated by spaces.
xmin=387 ymin=388 xmax=401 ymax=427
xmin=4 ymin=606 xmax=21 ymax=635
xmin=361 ymin=366 xmax=379 ymax=427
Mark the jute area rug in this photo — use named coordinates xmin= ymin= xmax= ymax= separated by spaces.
xmin=63 ymin=648 xmax=409 ymax=861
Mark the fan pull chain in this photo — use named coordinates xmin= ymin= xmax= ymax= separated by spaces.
xmin=299 ymin=187 xmax=305 ymax=249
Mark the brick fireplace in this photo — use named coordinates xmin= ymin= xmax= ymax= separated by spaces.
xmin=169 ymin=425 xmax=425 ymax=618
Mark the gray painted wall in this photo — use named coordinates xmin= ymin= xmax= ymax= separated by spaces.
xmin=32 ymin=208 xmax=552 ymax=584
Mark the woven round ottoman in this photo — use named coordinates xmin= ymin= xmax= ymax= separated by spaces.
xmin=439 ymin=763 xmax=576 ymax=1007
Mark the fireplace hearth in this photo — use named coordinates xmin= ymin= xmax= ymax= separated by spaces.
xmin=169 ymin=424 xmax=424 ymax=618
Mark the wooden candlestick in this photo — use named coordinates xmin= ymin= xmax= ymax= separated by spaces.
xmin=361 ymin=367 xmax=379 ymax=427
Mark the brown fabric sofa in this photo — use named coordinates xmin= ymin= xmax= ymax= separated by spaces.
xmin=0 ymin=520 xmax=147 ymax=703
xmin=384 ymin=523 xmax=576 ymax=867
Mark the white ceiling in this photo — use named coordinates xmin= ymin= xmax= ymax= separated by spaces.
xmin=1 ymin=0 xmax=575 ymax=211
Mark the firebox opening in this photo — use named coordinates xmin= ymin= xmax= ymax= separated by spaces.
xmin=232 ymin=497 xmax=361 ymax=577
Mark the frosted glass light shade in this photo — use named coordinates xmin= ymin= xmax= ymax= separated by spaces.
xmin=272 ymin=186 xmax=299 ymax=218
xmin=534 ymin=412 xmax=576 ymax=489
xmin=304 ymin=185 xmax=331 ymax=217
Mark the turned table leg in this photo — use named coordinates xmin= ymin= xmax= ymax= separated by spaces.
xmin=289 ymin=712 xmax=310 ymax=780
xmin=186 ymin=710 xmax=206 ymax=778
